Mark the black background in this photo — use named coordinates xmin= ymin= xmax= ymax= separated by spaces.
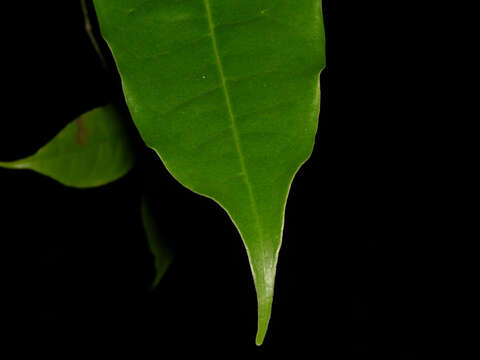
xmin=1 ymin=1 xmax=423 ymax=357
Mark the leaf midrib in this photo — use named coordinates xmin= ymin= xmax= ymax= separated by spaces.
xmin=203 ymin=0 xmax=266 ymax=281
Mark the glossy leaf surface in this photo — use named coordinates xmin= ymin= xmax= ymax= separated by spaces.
xmin=0 ymin=105 xmax=135 ymax=188
xmin=141 ymin=195 xmax=173 ymax=288
xmin=94 ymin=0 xmax=325 ymax=344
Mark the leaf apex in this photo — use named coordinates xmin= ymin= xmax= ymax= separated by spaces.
xmin=0 ymin=160 xmax=28 ymax=169
xmin=255 ymin=315 xmax=270 ymax=346
xmin=255 ymin=291 xmax=274 ymax=346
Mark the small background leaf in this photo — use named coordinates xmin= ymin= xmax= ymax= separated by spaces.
xmin=0 ymin=105 xmax=136 ymax=188
xmin=141 ymin=194 xmax=173 ymax=288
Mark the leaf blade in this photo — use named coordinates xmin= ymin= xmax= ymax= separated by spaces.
xmin=93 ymin=0 xmax=325 ymax=344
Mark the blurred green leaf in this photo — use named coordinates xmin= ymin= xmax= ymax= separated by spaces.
xmin=0 ymin=105 xmax=135 ymax=188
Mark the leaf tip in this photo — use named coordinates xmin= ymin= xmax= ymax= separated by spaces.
xmin=0 ymin=160 xmax=28 ymax=170
xmin=255 ymin=314 xmax=270 ymax=346
xmin=255 ymin=332 xmax=266 ymax=346
xmin=254 ymin=294 xmax=273 ymax=346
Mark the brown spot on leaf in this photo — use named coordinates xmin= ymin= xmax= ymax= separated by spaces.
xmin=76 ymin=117 xmax=88 ymax=146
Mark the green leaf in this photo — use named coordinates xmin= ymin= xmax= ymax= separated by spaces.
xmin=93 ymin=0 xmax=325 ymax=344
xmin=0 ymin=105 xmax=135 ymax=188
xmin=141 ymin=195 xmax=173 ymax=288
